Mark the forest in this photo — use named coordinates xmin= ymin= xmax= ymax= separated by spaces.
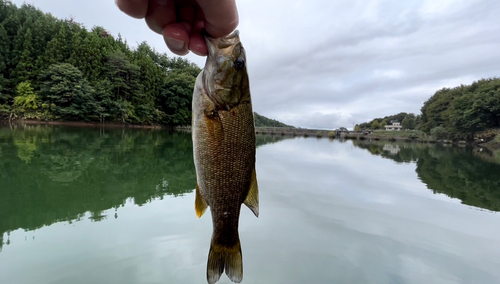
xmin=0 ymin=1 xmax=201 ymax=126
xmin=356 ymin=112 xmax=417 ymax=131
xmin=356 ymin=78 xmax=500 ymax=140
xmin=253 ymin=112 xmax=294 ymax=128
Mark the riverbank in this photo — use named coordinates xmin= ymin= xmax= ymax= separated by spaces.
xmin=351 ymin=130 xmax=500 ymax=149
xmin=474 ymin=129 xmax=500 ymax=150
xmin=4 ymin=120 xmax=500 ymax=149
xmin=1 ymin=119 xmax=168 ymax=129
xmin=478 ymin=136 xmax=500 ymax=151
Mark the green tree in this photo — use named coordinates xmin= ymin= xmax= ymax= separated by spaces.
xmin=253 ymin=112 xmax=293 ymax=128
xmin=371 ymin=120 xmax=380 ymax=130
xmin=0 ymin=1 xmax=207 ymax=126
xmin=0 ymin=0 xmax=17 ymax=23
xmin=0 ymin=23 xmax=9 ymax=76
xmin=13 ymin=81 xmax=39 ymax=118
xmin=419 ymin=87 xmax=463 ymax=133
xmin=430 ymin=126 xmax=450 ymax=140
xmin=380 ymin=119 xmax=387 ymax=129
xmin=354 ymin=124 xmax=361 ymax=131
xmin=70 ymin=30 xmax=110 ymax=82
xmin=0 ymin=74 xmax=10 ymax=116
xmin=38 ymin=63 xmax=97 ymax=121
xmin=401 ymin=114 xmax=416 ymax=130
xmin=157 ymin=70 xmax=196 ymax=125
xmin=104 ymin=51 xmax=144 ymax=122
xmin=43 ymin=23 xmax=71 ymax=67
xmin=11 ymin=27 xmax=37 ymax=84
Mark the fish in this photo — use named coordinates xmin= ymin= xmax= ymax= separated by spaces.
xmin=192 ymin=30 xmax=259 ymax=284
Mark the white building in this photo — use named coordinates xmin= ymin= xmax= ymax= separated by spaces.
xmin=385 ymin=122 xmax=402 ymax=131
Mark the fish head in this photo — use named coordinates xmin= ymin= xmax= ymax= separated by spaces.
xmin=203 ymin=30 xmax=249 ymax=111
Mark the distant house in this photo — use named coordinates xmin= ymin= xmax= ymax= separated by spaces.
xmin=385 ymin=122 xmax=402 ymax=131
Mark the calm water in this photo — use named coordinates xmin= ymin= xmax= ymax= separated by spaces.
xmin=1 ymin=125 xmax=499 ymax=284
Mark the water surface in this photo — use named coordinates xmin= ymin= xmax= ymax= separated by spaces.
xmin=1 ymin=126 xmax=499 ymax=284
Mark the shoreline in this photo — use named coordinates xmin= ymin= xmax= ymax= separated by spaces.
xmin=1 ymin=119 xmax=170 ymax=130
xmin=3 ymin=120 xmax=500 ymax=148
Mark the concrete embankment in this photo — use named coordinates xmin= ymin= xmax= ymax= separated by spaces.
xmin=176 ymin=126 xmax=339 ymax=138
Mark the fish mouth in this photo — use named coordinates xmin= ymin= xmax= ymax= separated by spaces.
xmin=204 ymin=30 xmax=240 ymax=56
xmin=202 ymin=30 xmax=243 ymax=111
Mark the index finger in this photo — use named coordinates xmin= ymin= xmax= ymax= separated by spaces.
xmin=115 ymin=0 xmax=150 ymax=19
xmin=196 ymin=0 xmax=239 ymax=38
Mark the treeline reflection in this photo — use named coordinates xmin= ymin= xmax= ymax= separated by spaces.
xmin=0 ymin=126 xmax=290 ymax=251
xmin=352 ymin=140 xmax=500 ymax=212
xmin=0 ymin=125 xmax=198 ymax=251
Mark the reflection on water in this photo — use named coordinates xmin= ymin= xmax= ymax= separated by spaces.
xmin=1 ymin=127 xmax=500 ymax=284
xmin=353 ymin=140 xmax=500 ymax=212
xmin=0 ymin=126 xmax=290 ymax=254
xmin=0 ymin=125 xmax=196 ymax=252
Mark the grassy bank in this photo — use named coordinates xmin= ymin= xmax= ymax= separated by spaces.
xmin=360 ymin=130 xmax=433 ymax=142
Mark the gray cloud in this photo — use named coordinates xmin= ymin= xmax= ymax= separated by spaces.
xmin=11 ymin=0 xmax=500 ymax=129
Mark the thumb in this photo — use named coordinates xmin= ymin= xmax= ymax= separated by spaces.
xmin=196 ymin=0 xmax=239 ymax=38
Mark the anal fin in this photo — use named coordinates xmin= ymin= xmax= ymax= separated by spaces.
xmin=195 ymin=183 xmax=208 ymax=218
xmin=244 ymin=169 xmax=259 ymax=217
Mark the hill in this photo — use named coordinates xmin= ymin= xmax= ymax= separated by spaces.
xmin=419 ymin=78 xmax=500 ymax=140
xmin=357 ymin=112 xmax=417 ymax=131
xmin=355 ymin=77 xmax=500 ymax=141
xmin=0 ymin=1 xmax=200 ymax=126
xmin=254 ymin=112 xmax=294 ymax=128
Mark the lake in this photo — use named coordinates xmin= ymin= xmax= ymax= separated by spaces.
xmin=1 ymin=125 xmax=499 ymax=284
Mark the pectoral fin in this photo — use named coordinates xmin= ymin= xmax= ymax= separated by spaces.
xmin=244 ymin=169 xmax=259 ymax=217
xmin=195 ymin=183 xmax=208 ymax=218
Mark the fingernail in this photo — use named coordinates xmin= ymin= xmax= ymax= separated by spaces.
xmin=191 ymin=49 xmax=206 ymax=56
xmin=166 ymin=38 xmax=185 ymax=50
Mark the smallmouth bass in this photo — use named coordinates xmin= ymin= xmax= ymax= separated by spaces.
xmin=192 ymin=30 xmax=259 ymax=284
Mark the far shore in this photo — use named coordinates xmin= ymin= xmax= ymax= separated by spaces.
xmin=3 ymin=119 xmax=499 ymax=149
xmin=0 ymin=119 xmax=168 ymax=129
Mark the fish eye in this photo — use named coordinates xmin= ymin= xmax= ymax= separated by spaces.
xmin=234 ymin=58 xmax=245 ymax=70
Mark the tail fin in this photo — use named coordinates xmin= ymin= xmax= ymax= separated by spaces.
xmin=207 ymin=240 xmax=243 ymax=284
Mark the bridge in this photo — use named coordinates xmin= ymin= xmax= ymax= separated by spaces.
xmin=175 ymin=126 xmax=365 ymax=139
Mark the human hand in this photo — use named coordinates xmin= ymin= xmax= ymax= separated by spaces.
xmin=115 ymin=0 xmax=239 ymax=56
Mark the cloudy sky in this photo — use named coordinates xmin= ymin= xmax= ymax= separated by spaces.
xmin=11 ymin=0 xmax=500 ymax=129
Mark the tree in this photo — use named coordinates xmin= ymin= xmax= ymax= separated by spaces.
xmin=0 ymin=1 xmax=207 ymax=126
xmin=0 ymin=74 xmax=10 ymax=116
xmin=0 ymin=24 xmax=9 ymax=77
xmin=371 ymin=120 xmax=380 ymax=130
xmin=70 ymin=31 xmax=109 ymax=82
xmin=38 ymin=63 xmax=97 ymax=121
xmin=11 ymin=28 xmax=36 ymax=84
xmin=253 ymin=112 xmax=293 ymax=128
xmin=401 ymin=114 xmax=416 ymax=130
xmin=157 ymin=70 xmax=196 ymax=125
xmin=380 ymin=119 xmax=387 ymax=129
xmin=354 ymin=124 xmax=361 ymax=131
xmin=13 ymin=81 xmax=38 ymax=118
xmin=43 ymin=23 xmax=71 ymax=66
